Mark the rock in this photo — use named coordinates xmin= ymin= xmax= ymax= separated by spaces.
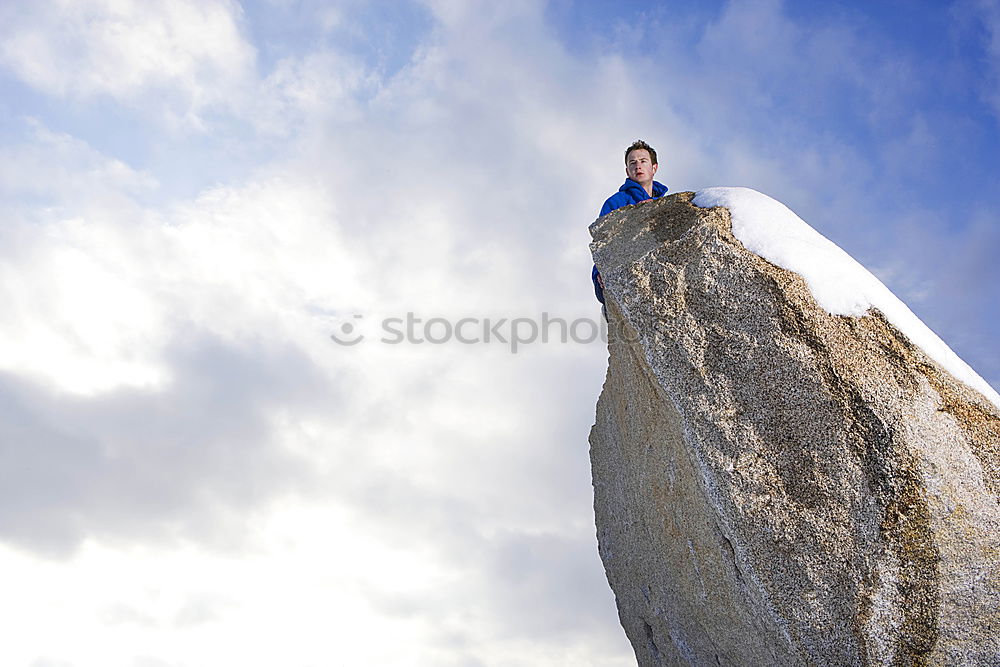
xmin=588 ymin=191 xmax=1000 ymax=666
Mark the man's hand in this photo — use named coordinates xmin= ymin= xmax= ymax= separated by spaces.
xmin=597 ymin=272 xmax=604 ymax=288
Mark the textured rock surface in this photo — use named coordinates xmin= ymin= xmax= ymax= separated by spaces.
xmin=588 ymin=192 xmax=1000 ymax=666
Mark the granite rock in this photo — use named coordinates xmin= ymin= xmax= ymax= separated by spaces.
xmin=588 ymin=192 xmax=1000 ymax=666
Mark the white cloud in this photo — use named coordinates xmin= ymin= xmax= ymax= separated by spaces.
xmin=0 ymin=105 xmax=624 ymax=659
xmin=252 ymin=49 xmax=378 ymax=136
xmin=0 ymin=0 xmax=256 ymax=128
xmin=0 ymin=121 xmax=156 ymax=210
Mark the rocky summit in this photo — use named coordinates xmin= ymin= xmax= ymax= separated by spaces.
xmin=588 ymin=191 xmax=1000 ymax=666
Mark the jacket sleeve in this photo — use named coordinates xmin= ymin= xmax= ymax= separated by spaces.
xmin=593 ymin=194 xmax=620 ymax=303
xmin=599 ymin=197 xmax=615 ymax=217
xmin=592 ymin=264 xmax=605 ymax=304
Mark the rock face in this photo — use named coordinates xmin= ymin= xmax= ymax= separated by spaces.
xmin=588 ymin=192 xmax=1000 ymax=666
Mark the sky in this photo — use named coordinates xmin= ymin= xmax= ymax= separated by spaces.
xmin=0 ymin=0 xmax=997 ymax=665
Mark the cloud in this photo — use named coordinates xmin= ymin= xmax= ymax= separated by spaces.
xmin=0 ymin=120 xmax=157 ymax=216
xmin=252 ymin=49 xmax=377 ymax=135
xmin=0 ymin=329 xmax=335 ymax=557
xmin=0 ymin=153 xmax=366 ymax=555
xmin=0 ymin=0 xmax=255 ymax=128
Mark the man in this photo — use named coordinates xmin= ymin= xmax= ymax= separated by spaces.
xmin=592 ymin=139 xmax=669 ymax=304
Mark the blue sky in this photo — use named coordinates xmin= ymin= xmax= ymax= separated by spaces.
xmin=0 ymin=1 xmax=998 ymax=665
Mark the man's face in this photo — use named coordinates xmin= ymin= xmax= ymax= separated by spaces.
xmin=626 ymin=149 xmax=657 ymax=186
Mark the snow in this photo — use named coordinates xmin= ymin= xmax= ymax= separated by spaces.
xmin=692 ymin=187 xmax=1000 ymax=409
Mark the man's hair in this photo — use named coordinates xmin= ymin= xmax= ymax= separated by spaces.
xmin=625 ymin=139 xmax=657 ymax=166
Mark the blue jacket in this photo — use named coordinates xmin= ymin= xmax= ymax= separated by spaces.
xmin=593 ymin=179 xmax=669 ymax=303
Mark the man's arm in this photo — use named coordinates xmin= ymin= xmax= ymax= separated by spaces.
xmin=592 ymin=196 xmax=620 ymax=304
xmin=599 ymin=197 xmax=617 ymax=217
xmin=592 ymin=264 xmax=605 ymax=304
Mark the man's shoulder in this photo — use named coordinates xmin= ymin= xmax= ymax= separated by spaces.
xmin=600 ymin=191 xmax=632 ymax=216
